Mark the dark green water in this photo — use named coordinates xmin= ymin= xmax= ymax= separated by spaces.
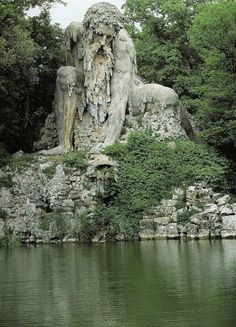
xmin=0 ymin=241 xmax=236 ymax=327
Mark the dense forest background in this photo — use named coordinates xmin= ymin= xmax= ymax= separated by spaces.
xmin=0 ymin=0 xmax=235 ymax=160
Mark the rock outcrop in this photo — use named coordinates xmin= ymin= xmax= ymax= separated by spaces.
xmin=139 ymin=183 xmax=236 ymax=240
xmin=0 ymin=153 xmax=116 ymax=244
xmin=1 ymin=159 xmax=236 ymax=244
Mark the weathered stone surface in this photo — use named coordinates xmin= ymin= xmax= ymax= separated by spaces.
xmin=198 ymin=229 xmax=210 ymax=240
xmin=115 ymin=234 xmax=126 ymax=241
xmin=210 ymin=228 xmax=221 ymax=239
xmin=204 ymin=204 xmax=219 ymax=214
xmin=92 ymin=231 xmax=106 ymax=242
xmin=2 ymin=161 xmax=236 ymax=245
xmin=222 ymin=215 xmax=236 ymax=230
xmin=139 ymin=230 xmax=155 ymax=240
xmin=216 ymin=195 xmax=230 ymax=206
xmin=186 ymin=223 xmax=198 ymax=239
xmin=37 ymin=2 xmax=194 ymax=154
xmin=160 ymin=199 xmax=178 ymax=207
xmin=0 ymin=188 xmax=13 ymax=209
xmin=221 ymin=231 xmax=236 ymax=239
xmin=154 ymin=226 xmax=167 ymax=239
xmin=167 ymin=223 xmax=179 ymax=239
xmin=153 ymin=217 xmax=170 ymax=226
xmin=0 ymin=219 xmax=5 ymax=238
xmin=219 ymin=205 xmax=234 ymax=216
xmin=172 ymin=188 xmax=184 ymax=200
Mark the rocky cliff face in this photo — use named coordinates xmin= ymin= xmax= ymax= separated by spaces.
xmin=0 ymin=153 xmax=116 ymax=244
xmin=0 ymin=155 xmax=236 ymax=245
xmin=139 ymin=183 xmax=236 ymax=240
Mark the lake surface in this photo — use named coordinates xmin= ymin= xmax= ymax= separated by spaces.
xmin=0 ymin=241 xmax=236 ymax=327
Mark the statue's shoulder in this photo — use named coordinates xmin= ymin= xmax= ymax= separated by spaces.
xmin=116 ymin=29 xmax=132 ymax=42
xmin=115 ymin=29 xmax=136 ymax=60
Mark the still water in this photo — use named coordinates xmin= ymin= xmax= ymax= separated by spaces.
xmin=0 ymin=241 xmax=236 ymax=327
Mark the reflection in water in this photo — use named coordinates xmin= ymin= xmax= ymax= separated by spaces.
xmin=0 ymin=241 xmax=236 ymax=327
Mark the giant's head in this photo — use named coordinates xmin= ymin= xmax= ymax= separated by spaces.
xmin=83 ymin=2 xmax=125 ymax=44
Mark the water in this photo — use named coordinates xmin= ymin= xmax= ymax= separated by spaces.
xmin=0 ymin=241 xmax=236 ymax=327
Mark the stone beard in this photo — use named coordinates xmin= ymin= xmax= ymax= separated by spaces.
xmin=84 ymin=35 xmax=114 ymax=125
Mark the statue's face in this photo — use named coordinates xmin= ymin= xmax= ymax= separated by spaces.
xmin=93 ymin=22 xmax=116 ymax=46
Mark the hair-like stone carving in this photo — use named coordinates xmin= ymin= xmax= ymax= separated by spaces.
xmin=65 ymin=22 xmax=84 ymax=67
xmin=83 ymin=2 xmax=125 ymax=32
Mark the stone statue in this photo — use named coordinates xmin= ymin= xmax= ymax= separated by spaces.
xmin=38 ymin=2 xmax=194 ymax=155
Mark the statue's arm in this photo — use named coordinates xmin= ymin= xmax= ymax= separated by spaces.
xmin=104 ymin=30 xmax=135 ymax=145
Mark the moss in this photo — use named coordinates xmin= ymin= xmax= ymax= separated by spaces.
xmin=62 ymin=150 xmax=88 ymax=171
xmin=43 ymin=164 xmax=57 ymax=179
xmin=177 ymin=208 xmax=200 ymax=223
xmin=0 ymin=174 xmax=14 ymax=188
xmin=9 ymin=154 xmax=37 ymax=171
xmin=0 ymin=208 xmax=7 ymax=220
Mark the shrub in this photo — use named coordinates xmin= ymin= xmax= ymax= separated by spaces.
xmin=0 ymin=147 xmax=10 ymax=168
xmin=177 ymin=209 xmax=199 ymax=223
xmin=0 ymin=228 xmax=20 ymax=248
xmin=89 ymin=131 xmax=229 ymax=239
xmin=43 ymin=164 xmax=57 ymax=179
xmin=10 ymin=154 xmax=37 ymax=170
xmin=40 ymin=212 xmax=68 ymax=239
xmin=62 ymin=150 xmax=88 ymax=171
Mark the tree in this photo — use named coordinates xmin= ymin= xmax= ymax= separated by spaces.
xmin=188 ymin=0 xmax=236 ymax=157
xmin=123 ymin=0 xmax=210 ymax=95
xmin=0 ymin=0 xmax=64 ymax=152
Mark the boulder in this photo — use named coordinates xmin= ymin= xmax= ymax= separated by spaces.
xmin=198 ymin=229 xmax=210 ymax=240
xmin=219 ymin=205 xmax=234 ymax=216
xmin=216 ymin=195 xmax=230 ymax=206
xmin=167 ymin=223 xmax=179 ymax=239
xmin=153 ymin=217 xmax=170 ymax=226
xmin=139 ymin=230 xmax=155 ymax=240
xmin=172 ymin=188 xmax=184 ymax=200
xmin=154 ymin=225 xmax=167 ymax=239
xmin=222 ymin=215 xmax=236 ymax=230
xmin=186 ymin=223 xmax=198 ymax=239
xmin=221 ymin=230 xmax=236 ymax=239
xmin=0 ymin=188 xmax=13 ymax=209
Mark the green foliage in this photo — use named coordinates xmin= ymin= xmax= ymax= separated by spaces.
xmin=41 ymin=150 xmax=88 ymax=179
xmin=0 ymin=228 xmax=21 ymax=248
xmin=187 ymin=1 xmax=236 ymax=151
xmin=0 ymin=146 xmax=10 ymax=168
xmin=123 ymin=0 xmax=236 ymax=162
xmin=40 ymin=212 xmax=68 ymax=238
xmin=62 ymin=150 xmax=88 ymax=171
xmin=0 ymin=174 xmax=14 ymax=188
xmin=43 ymin=164 xmax=57 ymax=179
xmin=177 ymin=208 xmax=199 ymax=223
xmin=123 ymin=0 xmax=207 ymax=91
xmin=0 ymin=208 xmax=8 ymax=220
xmin=77 ymin=211 xmax=98 ymax=241
xmin=86 ymin=132 xmax=229 ymax=239
xmin=0 ymin=1 xmax=64 ymax=152
xmin=9 ymin=154 xmax=37 ymax=170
